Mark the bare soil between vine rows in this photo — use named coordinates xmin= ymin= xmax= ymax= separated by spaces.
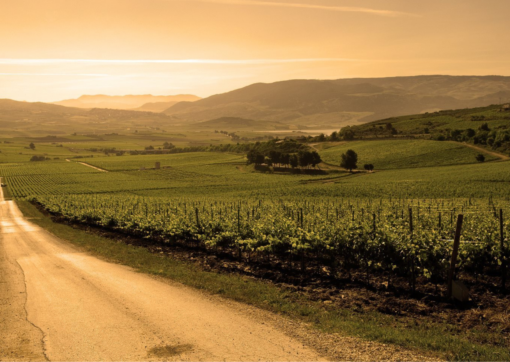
xmin=42 ymin=206 xmax=510 ymax=348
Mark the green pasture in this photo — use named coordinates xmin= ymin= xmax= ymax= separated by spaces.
xmin=319 ymin=140 xmax=497 ymax=170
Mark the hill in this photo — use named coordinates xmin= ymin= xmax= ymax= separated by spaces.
xmin=54 ymin=94 xmax=201 ymax=110
xmin=345 ymin=104 xmax=510 ymax=136
xmin=0 ymin=98 xmax=82 ymax=113
xmin=332 ymin=103 xmax=510 ymax=155
xmin=0 ymin=98 xmax=180 ymax=136
xmin=163 ymin=76 xmax=510 ymax=128
xmin=318 ymin=139 xmax=499 ymax=170
xmin=197 ymin=117 xmax=288 ymax=131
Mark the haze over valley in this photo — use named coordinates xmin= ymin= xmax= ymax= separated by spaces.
xmin=2 ymin=75 xmax=510 ymax=137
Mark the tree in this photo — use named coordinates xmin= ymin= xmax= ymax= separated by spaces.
xmin=465 ymin=128 xmax=476 ymax=138
xmin=310 ymin=151 xmax=322 ymax=168
xmin=247 ymin=150 xmax=264 ymax=165
xmin=341 ymin=149 xmax=358 ymax=172
xmin=163 ymin=142 xmax=175 ymax=150
xmin=280 ymin=153 xmax=290 ymax=168
xmin=30 ymin=155 xmax=45 ymax=162
xmin=289 ymin=154 xmax=299 ymax=169
xmin=449 ymin=129 xmax=463 ymax=141
xmin=479 ymin=123 xmax=490 ymax=132
xmin=476 ymin=154 xmax=485 ymax=163
xmin=340 ymin=127 xmax=355 ymax=140
xmin=269 ymin=150 xmax=282 ymax=167
xmin=29 ymin=142 xmax=35 ymax=150
xmin=364 ymin=164 xmax=374 ymax=172
xmin=255 ymin=153 xmax=265 ymax=165
xmin=298 ymin=150 xmax=310 ymax=169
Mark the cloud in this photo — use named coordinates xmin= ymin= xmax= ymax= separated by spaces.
xmin=180 ymin=0 xmax=414 ymax=17
xmin=0 ymin=58 xmax=359 ymax=65
xmin=0 ymin=73 xmax=109 ymax=77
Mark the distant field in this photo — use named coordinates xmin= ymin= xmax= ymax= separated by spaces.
xmin=319 ymin=140 xmax=497 ymax=170
xmin=81 ymin=152 xmax=246 ymax=171
xmin=1 ymin=147 xmax=509 ymax=200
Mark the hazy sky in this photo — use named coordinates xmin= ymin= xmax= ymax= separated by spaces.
xmin=1 ymin=0 xmax=510 ymax=102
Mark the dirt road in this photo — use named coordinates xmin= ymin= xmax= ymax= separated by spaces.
xmin=0 ymin=188 xmax=324 ymax=361
xmin=459 ymin=142 xmax=510 ymax=161
xmin=78 ymin=162 xmax=109 ymax=172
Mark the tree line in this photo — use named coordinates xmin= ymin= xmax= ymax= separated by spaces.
xmin=247 ymin=150 xmax=322 ymax=169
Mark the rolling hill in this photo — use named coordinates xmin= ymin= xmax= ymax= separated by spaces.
xmin=0 ymin=98 xmax=179 ymax=136
xmin=345 ymin=104 xmax=510 ymax=136
xmin=54 ymin=94 xmax=201 ymax=110
xmin=197 ymin=117 xmax=288 ymax=131
xmin=163 ymin=76 xmax=510 ymax=128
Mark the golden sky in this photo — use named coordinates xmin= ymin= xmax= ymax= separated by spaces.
xmin=1 ymin=0 xmax=510 ymax=102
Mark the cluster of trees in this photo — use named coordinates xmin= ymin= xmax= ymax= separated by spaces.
xmin=143 ymin=142 xmax=176 ymax=151
xmin=434 ymin=123 xmax=510 ymax=151
xmin=291 ymin=123 xmax=399 ymax=145
xmin=247 ymin=150 xmax=322 ymax=169
xmin=214 ymin=130 xmax=241 ymax=141
xmin=30 ymin=155 xmax=50 ymax=162
xmin=364 ymin=164 xmax=375 ymax=172
xmin=291 ymin=128 xmax=360 ymax=144
xmin=86 ymin=147 xmax=123 ymax=156
xmin=163 ymin=142 xmax=175 ymax=150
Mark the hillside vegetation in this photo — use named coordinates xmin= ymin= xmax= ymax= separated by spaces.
xmin=0 ymin=99 xmax=190 ymax=136
xmin=341 ymin=104 xmax=510 ymax=155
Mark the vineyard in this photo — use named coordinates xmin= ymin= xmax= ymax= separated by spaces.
xmin=2 ymin=134 xmax=510 ymax=360
xmin=1 ymin=150 xmax=509 ymax=295
xmin=33 ymin=193 xmax=509 ymax=293
xmin=319 ymin=140 xmax=498 ymax=170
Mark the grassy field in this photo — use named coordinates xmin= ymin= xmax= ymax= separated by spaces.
xmin=319 ymin=140 xmax=498 ymax=170
xmin=0 ymin=131 xmax=244 ymax=164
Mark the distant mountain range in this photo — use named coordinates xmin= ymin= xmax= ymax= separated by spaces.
xmin=53 ymin=94 xmax=201 ymax=111
xmin=0 ymin=98 xmax=177 ymax=136
xmin=162 ymin=75 xmax=510 ymax=127
xmin=4 ymin=75 xmax=510 ymax=135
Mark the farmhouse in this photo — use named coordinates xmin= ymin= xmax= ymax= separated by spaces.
xmin=502 ymin=104 xmax=510 ymax=111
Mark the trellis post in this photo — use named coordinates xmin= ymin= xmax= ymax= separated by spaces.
xmin=447 ymin=214 xmax=464 ymax=299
